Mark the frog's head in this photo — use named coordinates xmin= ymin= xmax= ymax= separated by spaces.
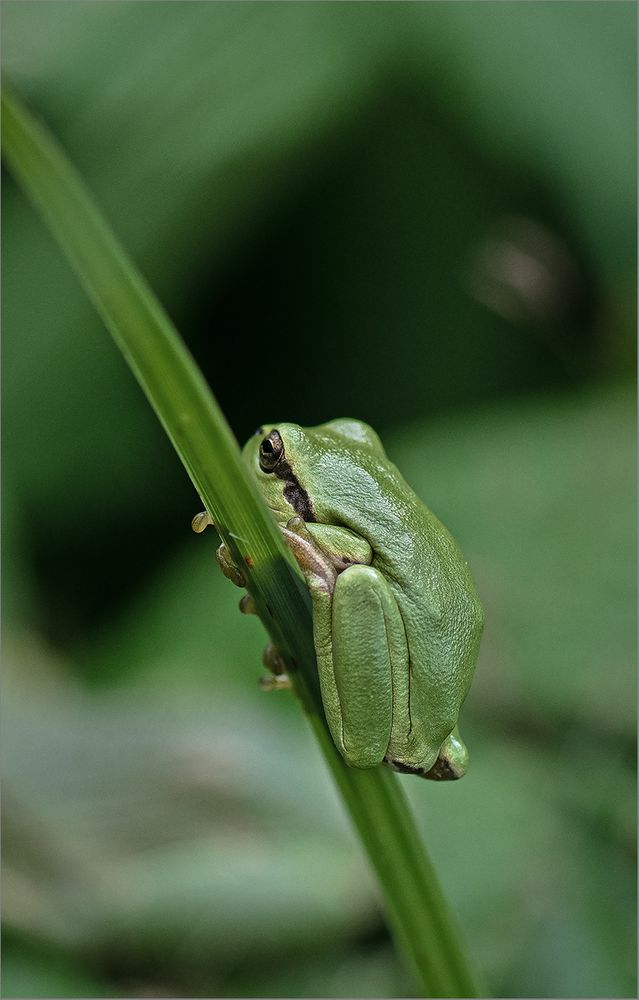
xmin=243 ymin=419 xmax=386 ymax=524
xmin=242 ymin=422 xmax=321 ymax=523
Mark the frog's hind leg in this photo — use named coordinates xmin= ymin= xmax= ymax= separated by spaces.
xmin=324 ymin=565 xmax=408 ymax=769
xmin=280 ymin=519 xmax=404 ymax=770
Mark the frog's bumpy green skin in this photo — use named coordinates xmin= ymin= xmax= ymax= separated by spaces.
xmin=240 ymin=418 xmax=484 ymax=780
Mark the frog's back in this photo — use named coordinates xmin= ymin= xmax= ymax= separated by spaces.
xmin=371 ymin=468 xmax=482 ymax=651
xmin=310 ymin=421 xmax=482 ymax=667
xmin=328 ymin=444 xmax=483 ymax=765
xmin=302 ymin=420 xmax=483 ymax=769
xmin=383 ymin=484 xmax=483 ymax=769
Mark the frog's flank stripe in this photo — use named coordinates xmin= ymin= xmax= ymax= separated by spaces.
xmin=274 ymin=458 xmax=316 ymax=522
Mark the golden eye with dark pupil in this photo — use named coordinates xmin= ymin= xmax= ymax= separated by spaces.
xmin=259 ymin=430 xmax=284 ymax=472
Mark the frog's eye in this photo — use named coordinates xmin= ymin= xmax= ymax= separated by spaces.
xmin=259 ymin=430 xmax=284 ymax=473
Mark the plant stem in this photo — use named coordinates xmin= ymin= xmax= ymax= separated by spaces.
xmin=2 ymin=84 xmax=482 ymax=999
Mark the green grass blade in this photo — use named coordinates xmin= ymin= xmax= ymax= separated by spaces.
xmin=2 ymin=82 xmax=482 ymax=999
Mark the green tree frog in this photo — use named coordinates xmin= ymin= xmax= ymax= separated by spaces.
xmin=201 ymin=419 xmax=484 ymax=781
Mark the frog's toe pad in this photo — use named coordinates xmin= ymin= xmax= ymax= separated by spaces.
xmin=191 ymin=511 xmax=214 ymax=533
xmin=259 ymin=674 xmax=292 ymax=691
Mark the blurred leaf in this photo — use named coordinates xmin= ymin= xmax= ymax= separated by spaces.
xmin=1 ymin=477 xmax=40 ymax=629
xmin=1 ymin=938 xmax=114 ymax=1000
xmin=405 ymin=2 xmax=636 ymax=287
xmin=79 ymin=537 xmax=267 ymax=691
xmin=1 ymin=0 xmax=387 ymax=530
xmin=4 ymin=616 xmax=635 ymax=997
xmin=407 ymin=733 xmax=636 ymax=998
xmin=2 ymin=634 xmax=377 ymax=953
xmin=392 ymin=383 xmax=636 ymax=739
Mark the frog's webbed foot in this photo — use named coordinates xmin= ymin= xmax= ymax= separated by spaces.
xmin=214 ymin=541 xmax=246 ymax=588
xmin=259 ymin=642 xmax=291 ymax=691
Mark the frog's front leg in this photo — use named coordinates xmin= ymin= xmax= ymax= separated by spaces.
xmin=283 ymin=518 xmax=406 ymax=770
xmin=192 ymin=511 xmax=247 ymax=589
xmin=192 ymin=512 xmax=290 ymax=689
xmin=218 ymin=547 xmax=292 ymax=689
xmin=300 ymin=521 xmax=373 ymax=571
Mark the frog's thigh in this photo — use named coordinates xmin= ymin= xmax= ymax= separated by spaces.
xmin=329 ymin=565 xmax=406 ymax=768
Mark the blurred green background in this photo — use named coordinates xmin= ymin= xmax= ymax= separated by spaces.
xmin=1 ymin=2 xmax=636 ymax=998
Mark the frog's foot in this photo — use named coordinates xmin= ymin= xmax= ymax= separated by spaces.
xmin=384 ymin=728 xmax=469 ymax=781
xmin=215 ymin=541 xmax=246 ymax=589
xmin=259 ymin=674 xmax=292 ymax=691
xmin=427 ymin=727 xmax=469 ymax=780
xmin=259 ymin=642 xmax=291 ymax=691
xmin=191 ymin=510 xmax=215 ymax=533
xmin=262 ymin=642 xmax=287 ymax=675
xmin=239 ymin=593 xmax=258 ymax=616
xmin=193 ymin=511 xmax=247 ymax=587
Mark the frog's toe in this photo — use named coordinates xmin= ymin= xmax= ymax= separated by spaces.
xmin=262 ymin=642 xmax=287 ymax=676
xmin=191 ymin=510 xmax=215 ymax=533
xmin=215 ymin=542 xmax=246 ymax=588
xmin=239 ymin=593 xmax=258 ymax=616
xmin=259 ymin=642 xmax=290 ymax=691
xmin=259 ymin=673 xmax=292 ymax=691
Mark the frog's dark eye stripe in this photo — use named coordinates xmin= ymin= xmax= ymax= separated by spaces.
xmin=258 ymin=428 xmax=316 ymax=521
xmin=259 ymin=430 xmax=284 ymax=472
